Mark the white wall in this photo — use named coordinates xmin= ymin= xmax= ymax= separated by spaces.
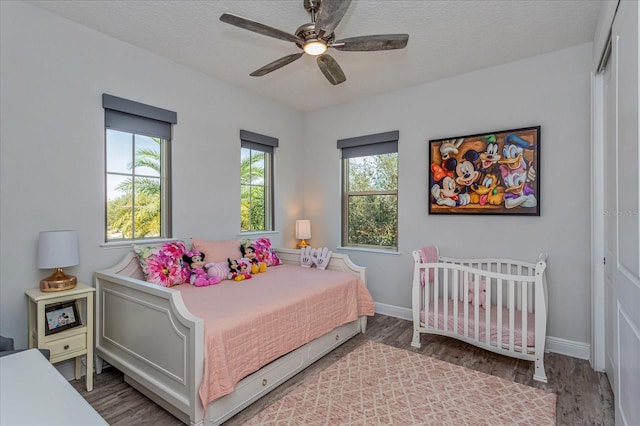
xmin=303 ymin=43 xmax=594 ymax=347
xmin=0 ymin=2 xmax=304 ymax=348
xmin=1 ymin=1 xmax=593 ymax=351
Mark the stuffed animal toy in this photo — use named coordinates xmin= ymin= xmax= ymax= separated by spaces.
xmin=240 ymin=244 xmax=267 ymax=274
xmin=183 ymin=250 xmax=222 ymax=287
xmin=468 ymin=280 xmax=487 ymax=308
xmin=228 ymin=258 xmax=252 ymax=281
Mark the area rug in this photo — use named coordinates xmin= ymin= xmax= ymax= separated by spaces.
xmin=244 ymin=340 xmax=556 ymax=425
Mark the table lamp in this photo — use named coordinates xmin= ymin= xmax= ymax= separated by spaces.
xmin=295 ymin=220 xmax=311 ymax=248
xmin=37 ymin=230 xmax=79 ymax=292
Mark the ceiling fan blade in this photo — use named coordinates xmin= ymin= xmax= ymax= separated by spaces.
xmin=220 ymin=13 xmax=303 ymax=44
xmin=316 ymin=54 xmax=346 ymax=85
xmin=250 ymin=53 xmax=304 ymax=77
xmin=315 ymin=0 xmax=352 ymax=37
xmin=332 ymin=34 xmax=409 ymax=51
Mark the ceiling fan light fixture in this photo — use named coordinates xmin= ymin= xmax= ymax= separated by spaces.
xmin=303 ymin=39 xmax=327 ymax=55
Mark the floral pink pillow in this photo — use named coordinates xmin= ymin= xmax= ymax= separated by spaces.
xmin=133 ymin=241 xmax=189 ymax=287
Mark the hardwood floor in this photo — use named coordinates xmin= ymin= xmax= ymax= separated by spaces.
xmin=72 ymin=314 xmax=614 ymax=425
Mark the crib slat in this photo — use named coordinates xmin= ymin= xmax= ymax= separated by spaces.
xmin=497 ymin=278 xmax=503 ymax=349
xmin=443 ymin=268 xmax=449 ymax=332
xmin=473 ymin=274 xmax=480 ymax=340
xmin=522 ymin=281 xmax=528 ymax=351
xmin=425 ymin=265 xmax=430 ymax=330
xmin=433 ymin=267 xmax=439 ymax=330
xmin=453 ymin=270 xmax=459 ymax=335
xmin=463 ymin=270 xmax=469 ymax=338
xmin=485 ymin=276 xmax=491 ymax=346
xmin=509 ymin=280 xmax=515 ymax=351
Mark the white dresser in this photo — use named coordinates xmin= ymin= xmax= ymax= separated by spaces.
xmin=0 ymin=349 xmax=107 ymax=425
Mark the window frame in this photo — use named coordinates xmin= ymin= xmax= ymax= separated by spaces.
xmin=103 ymin=94 xmax=176 ymax=243
xmin=338 ymin=131 xmax=399 ymax=251
xmin=240 ymin=130 xmax=278 ymax=233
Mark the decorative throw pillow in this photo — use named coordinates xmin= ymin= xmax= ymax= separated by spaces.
xmin=248 ymin=237 xmax=281 ymax=266
xmin=192 ymin=238 xmax=242 ymax=263
xmin=133 ymin=241 xmax=189 ymax=287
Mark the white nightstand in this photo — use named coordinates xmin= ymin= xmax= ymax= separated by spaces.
xmin=26 ymin=282 xmax=95 ymax=391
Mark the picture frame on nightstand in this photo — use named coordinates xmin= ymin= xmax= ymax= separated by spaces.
xmin=44 ymin=300 xmax=81 ymax=335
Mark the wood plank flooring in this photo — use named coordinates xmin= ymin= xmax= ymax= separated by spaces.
xmin=71 ymin=314 xmax=614 ymax=425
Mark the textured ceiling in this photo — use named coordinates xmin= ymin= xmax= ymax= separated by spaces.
xmin=29 ymin=0 xmax=603 ymax=112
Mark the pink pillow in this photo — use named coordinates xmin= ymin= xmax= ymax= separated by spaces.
xmin=192 ymin=238 xmax=242 ymax=263
xmin=133 ymin=241 xmax=189 ymax=287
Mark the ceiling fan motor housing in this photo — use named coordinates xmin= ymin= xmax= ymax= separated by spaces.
xmin=295 ymin=22 xmax=334 ymax=48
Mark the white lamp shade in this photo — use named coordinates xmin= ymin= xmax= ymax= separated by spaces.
xmin=295 ymin=220 xmax=311 ymax=240
xmin=37 ymin=230 xmax=80 ymax=269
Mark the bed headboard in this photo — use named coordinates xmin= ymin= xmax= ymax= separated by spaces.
xmin=102 ymin=251 xmax=145 ymax=280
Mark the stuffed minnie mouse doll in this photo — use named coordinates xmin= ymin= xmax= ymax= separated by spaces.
xmin=183 ymin=250 xmax=221 ymax=287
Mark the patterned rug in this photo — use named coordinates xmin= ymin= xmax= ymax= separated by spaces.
xmin=245 ymin=340 xmax=556 ymax=425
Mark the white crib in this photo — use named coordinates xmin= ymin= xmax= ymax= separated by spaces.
xmin=411 ymin=247 xmax=549 ymax=382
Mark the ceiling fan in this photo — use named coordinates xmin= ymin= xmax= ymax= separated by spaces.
xmin=220 ymin=0 xmax=409 ymax=85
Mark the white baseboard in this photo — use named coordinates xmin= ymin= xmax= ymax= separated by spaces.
xmin=375 ymin=302 xmax=412 ymax=321
xmin=545 ymin=336 xmax=591 ymax=360
xmin=375 ymin=302 xmax=591 ymax=360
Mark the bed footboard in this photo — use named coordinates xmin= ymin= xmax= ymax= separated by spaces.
xmin=411 ymin=249 xmax=548 ymax=383
xmin=94 ymin=253 xmax=205 ymax=425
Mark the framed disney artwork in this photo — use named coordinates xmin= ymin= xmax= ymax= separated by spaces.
xmin=44 ymin=300 xmax=81 ymax=335
xmin=428 ymin=126 xmax=540 ymax=216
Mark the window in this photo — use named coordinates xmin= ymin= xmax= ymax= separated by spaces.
xmin=339 ymin=131 xmax=399 ymax=250
xmin=240 ymin=130 xmax=277 ymax=232
xmin=103 ymin=94 xmax=177 ymax=242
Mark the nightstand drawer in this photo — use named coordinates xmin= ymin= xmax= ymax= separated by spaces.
xmin=46 ymin=333 xmax=86 ymax=358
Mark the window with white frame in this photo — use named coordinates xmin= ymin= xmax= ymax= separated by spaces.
xmin=103 ymin=94 xmax=176 ymax=242
xmin=339 ymin=131 xmax=399 ymax=250
xmin=240 ymin=130 xmax=277 ymax=232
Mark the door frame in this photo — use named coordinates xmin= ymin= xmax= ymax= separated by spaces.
xmin=590 ymin=70 xmax=605 ymax=371
xmin=590 ymin=0 xmax=619 ymax=372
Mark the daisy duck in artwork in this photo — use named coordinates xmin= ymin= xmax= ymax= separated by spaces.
xmin=498 ymin=133 xmax=537 ymax=209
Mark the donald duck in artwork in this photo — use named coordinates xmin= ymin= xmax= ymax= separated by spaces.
xmin=498 ymin=133 xmax=537 ymax=209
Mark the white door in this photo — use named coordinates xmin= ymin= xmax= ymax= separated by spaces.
xmin=603 ymin=1 xmax=640 ymax=425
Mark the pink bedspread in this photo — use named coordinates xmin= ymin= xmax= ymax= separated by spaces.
xmin=420 ymin=299 xmax=535 ymax=349
xmin=178 ymin=264 xmax=375 ymax=407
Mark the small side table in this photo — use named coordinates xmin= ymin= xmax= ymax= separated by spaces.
xmin=26 ymin=283 xmax=95 ymax=391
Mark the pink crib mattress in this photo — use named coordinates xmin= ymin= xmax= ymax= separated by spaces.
xmin=420 ymin=299 xmax=535 ymax=349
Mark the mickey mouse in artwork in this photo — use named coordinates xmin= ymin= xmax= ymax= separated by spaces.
xmin=453 ymin=150 xmax=481 ymax=206
xmin=183 ymin=250 xmax=222 ymax=287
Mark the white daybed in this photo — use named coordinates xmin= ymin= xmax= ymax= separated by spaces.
xmin=94 ymin=248 xmax=371 ymax=425
xmin=411 ymin=246 xmax=549 ymax=382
